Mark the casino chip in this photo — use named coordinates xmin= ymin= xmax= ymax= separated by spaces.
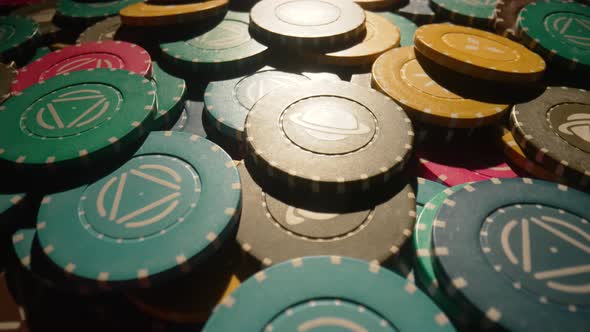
xmin=518 ymin=1 xmax=590 ymax=72
xmin=354 ymin=0 xmax=397 ymax=10
xmin=127 ymin=241 xmax=243 ymax=323
xmin=372 ymin=47 xmax=510 ymax=128
xmin=416 ymin=177 xmax=446 ymax=216
xmin=152 ymin=62 xmax=186 ymax=130
xmin=415 ymin=134 xmax=518 ymax=186
xmin=432 ymin=178 xmax=590 ymax=331
xmin=11 ymin=0 xmax=61 ymax=41
xmin=398 ymin=0 xmax=436 ymax=24
xmin=27 ymin=46 xmax=50 ymax=64
xmin=492 ymin=0 xmax=535 ymax=39
xmin=176 ymin=101 xmax=208 ymax=138
xmin=414 ymin=184 xmax=467 ymax=325
xmin=12 ymin=228 xmax=36 ymax=271
xmin=0 ymin=16 xmax=38 ymax=60
xmin=497 ymin=126 xmax=561 ymax=182
xmin=171 ymin=107 xmax=189 ymax=132
xmin=0 ymin=69 xmax=155 ymax=170
xmin=0 ymin=62 xmax=16 ymax=103
xmin=0 ymin=273 xmax=27 ymax=332
xmin=414 ymin=24 xmax=546 ymax=83
xmin=204 ymin=67 xmax=338 ymax=142
xmin=76 ymin=16 xmax=156 ymax=53
xmin=204 ymin=256 xmax=456 ymax=332
xmin=249 ymin=0 xmax=367 ymax=52
xmin=509 ymin=86 xmax=590 ymax=188
xmin=236 ymin=162 xmax=415 ymax=267
xmin=77 ymin=16 xmax=121 ymax=43
xmin=377 ymin=11 xmax=418 ymax=47
xmin=36 ymin=131 xmax=241 ymax=288
xmin=350 ymin=72 xmax=372 ymax=87
xmin=244 ymin=80 xmax=414 ymax=193
xmin=12 ymin=41 xmax=152 ymax=92
xmin=160 ymin=11 xmax=267 ymax=74
xmin=313 ymin=11 xmax=400 ymax=66
xmin=430 ymin=0 xmax=497 ymax=28
xmin=56 ymin=0 xmax=142 ymax=22
xmin=119 ymin=0 xmax=229 ymax=27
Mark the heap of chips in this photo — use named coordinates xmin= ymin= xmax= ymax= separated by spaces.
xmin=0 ymin=0 xmax=588 ymax=330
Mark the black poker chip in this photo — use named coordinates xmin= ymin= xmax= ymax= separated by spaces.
xmin=244 ymin=80 xmax=414 ymax=193
xmin=236 ymin=161 xmax=416 ymax=268
xmin=509 ymin=86 xmax=590 ymax=189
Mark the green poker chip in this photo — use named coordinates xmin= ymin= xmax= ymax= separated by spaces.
xmin=160 ymin=11 xmax=267 ymax=74
xmin=518 ymin=1 xmax=590 ymax=72
xmin=0 ymin=194 xmax=26 ymax=233
xmin=36 ymin=131 xmax=242 ymax=288
xmin=432 ymin=178 xmax=590 ymax=331
xmin=429 ymin=0 xmax=497 ymax=28
xmin=204 ymin=256 xmax=456 ymax=332
xmin=416 ymin=177 xmax=447 ymax=216
xmin=11 ymin=227 xmax=35 ymax=272
xmin=57 ymin=0 xmax=143 ymax=21
xmin=152 ymin=62 xmax=187 ymax=130
xmin=0 ymin=68 xmax=156 ymax=170
xmin=0 ymin=16 xmax=39 ymax=59
xmin=413 ymin=184 xmax=467 ymax=325
xmin=377 ymin=11 xmax=418 ymax=46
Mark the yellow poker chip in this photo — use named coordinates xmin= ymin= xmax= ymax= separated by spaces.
xmin=354 ymin=0 xmax=397 ymax=10
xmin=497 ymin=126 xmax=560 ymax=182
xmin=120 ymin=0 xmax=229 ymax=27
xmin=313 ymin=12 xmax=400 ymax=67
xmin=414 ymin=23 xmax=546 ymax=83
xmin=371 ymin=46 xmax=509 ymax=128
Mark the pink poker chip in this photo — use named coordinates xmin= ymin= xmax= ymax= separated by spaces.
xmin=415 ymin=139 xmax=519 ymax=186
xmin=11 ymin=41 xmax=152 ymax=92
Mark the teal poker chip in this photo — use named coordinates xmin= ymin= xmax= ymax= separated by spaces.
xmin=204 ymin=256 xmax=456 ymax=332
xmin=413 ymin=184 xmax=467 ymax=325
xmin=36 ymin=131 xmax=242 ymax=288
xmin=12 ymin=227 xmax=77 ymax=290
xmin=28 ymin=45 xmax=51 ymax=63
xmin=432 ymin=178 xmax=590 ymax=331
xmin=12 ymin=227 xmax=35 ymax=272
xmin=429 ymin=0 xmax=497 ymax=28
xmin=416 ymin=177 xmax=447 ymax=216
xmin=0 ymin=68 xmax=155 ymax=170
xmin=1 ymin=194 xmax=24 ymax=216
xmin=160 ymin=11 xmax=267 ymax=74
xmin=0 ymin=16 xmax=39 ymax=59
xmin=57 ymin=0 xmax=143 ymax=21
xmin=398 ymin=0 xmax=436 ymax=25
xmin=518 ymin=1 xmax=590 ymax=72
xmin=1 ymin=194 xmax=26 ymax=231
xmin=204 ymin=67 xmax=337 ymax=142
xmin=377 ymin=11 xmax=418 ymax=46
xmin=11 ymin=1 xmax=60 ymax=40
xmin=152 ymin=62 xmax=186 ymax=130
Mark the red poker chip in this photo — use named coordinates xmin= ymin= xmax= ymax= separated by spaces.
xmin=11 ymin=41 xmax=152 ymax=92
xmin=415 ymin=138 xmax=520 ymax=186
